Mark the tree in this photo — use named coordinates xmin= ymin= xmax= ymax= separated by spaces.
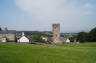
xmin=77 ymin=32 xmax=88 ymax=42
xmin=89 ymin=27 xmax=96 ymax=42
xmin=69 ymin=35 xmax=77 ymax=42
xmin=31 ymin=36 xmax=46 ymax=43
xmin=70 ymin=27 xmax=96 ymax=42
xmin=0 ymin=27 xmax=2 ymax=31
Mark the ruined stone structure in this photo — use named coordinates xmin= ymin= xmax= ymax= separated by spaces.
xmin=52 ymin=24 xmax=62 ymax=44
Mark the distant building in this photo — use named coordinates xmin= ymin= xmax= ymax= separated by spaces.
xmin=66 ymin=38 xmax=70 ymax=43
xmin=17 ymin=32 xmax=29 ymax=43
xmin=41 ymin=36 xmax=48 ymax=41
xmin=0 ymin=28 xmax=16 ymax=42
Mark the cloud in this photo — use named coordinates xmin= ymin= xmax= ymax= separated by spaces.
xmin=84 ymin=3 xmax=94 ymax=8
xmin=15 ymin=0 xmax=83 ymax=22
xmin=15 ymin=0 xmax=95 ymax=18
xmin=14 ymin=0 xmax=96 ymax=32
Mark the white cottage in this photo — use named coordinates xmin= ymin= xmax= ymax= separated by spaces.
xmin=18 ymin=32 xmax=29 ymax=43
xmin=66 ymin=38 xmax=70 ymax=43
xmin=1 ymin=38 xmax=7 ymax=42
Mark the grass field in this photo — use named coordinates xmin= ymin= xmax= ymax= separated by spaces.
xmin=0 ymin=42 xmax=96 ymax=63
xmin=61 ymin=42 xmax=96 ymax=47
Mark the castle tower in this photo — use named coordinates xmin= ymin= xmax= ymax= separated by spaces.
xmin=52 ymin=24 xmax=62 ymax=44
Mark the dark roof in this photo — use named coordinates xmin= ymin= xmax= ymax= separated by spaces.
xmin=0 ymin=30 xmax=16 ymax=34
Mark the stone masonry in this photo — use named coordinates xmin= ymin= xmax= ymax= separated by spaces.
xmin=52 ymin=24 xmax=62 ymax=44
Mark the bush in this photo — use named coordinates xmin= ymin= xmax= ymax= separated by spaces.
xmin=89 ymin=27 xmax=96 ymax=42
xmin=31 ymin=36 xmax=46 ymax=43
xmin=76 ymin=27 xmax=96 ymax=42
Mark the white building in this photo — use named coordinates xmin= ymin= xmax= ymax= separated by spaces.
xmin=17 ymin=32 xmax=29 ymax=43
xmin=66 ymin=38 xmax=70 ymax=43
xmin=1 ymin=38 xmax=7 ymax=42
xmin=41 ymin=36 xmax=48 ymax=41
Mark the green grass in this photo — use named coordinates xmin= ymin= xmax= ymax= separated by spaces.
xmin=60 ymin=42 xmax=96 ymax=47
xmin=0 ymin=42 xmax=96 ymax=63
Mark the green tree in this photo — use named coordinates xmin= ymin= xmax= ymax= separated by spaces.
xmin=31 ymin=36 xmax=46 ymax=43
xmin=69 ymin=35 xmax=77 ymax=42
xmin=0 ymin=27 xmax=2 ymax=31
xmin=89 ymin=27 xmax=96 ymax=42
xmin=77 ymin=32 xmax=88 ymax=42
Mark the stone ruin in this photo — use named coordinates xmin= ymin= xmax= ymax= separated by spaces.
xmin=52 ymin=24 xmax=62 ymax=44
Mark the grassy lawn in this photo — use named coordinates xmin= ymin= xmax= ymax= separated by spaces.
xmin=60 ymin=42 xmax=96 ymax=47
xmin=0 ymin=42 xmax=96 ymax=63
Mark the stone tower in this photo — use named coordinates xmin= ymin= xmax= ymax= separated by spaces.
xmin=52 ymin=24 xmax=62 ymax=44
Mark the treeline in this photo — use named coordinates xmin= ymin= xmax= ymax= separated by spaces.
xmin=16 ymin=31 xmax=52 ymax=37
xmin=70 ymin=27 xmax=96 ymax=42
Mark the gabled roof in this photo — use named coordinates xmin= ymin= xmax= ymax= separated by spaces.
xmin=0 ymin=30 xmax=16 ymax=34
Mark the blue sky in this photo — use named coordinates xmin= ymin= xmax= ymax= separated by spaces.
xmin=0 ymin=0 xmax=96 ymax=32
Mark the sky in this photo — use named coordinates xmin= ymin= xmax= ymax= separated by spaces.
xmin=0 ymin=0 xmax=96 ymax=32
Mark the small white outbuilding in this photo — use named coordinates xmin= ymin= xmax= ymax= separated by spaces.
xmin=1 ymin=38 xmax=7 ymax=42
xmin=66 ymin=38 xmax=70 ymax=43
xmin=18 ymin=32 xmax=29 ymax=43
